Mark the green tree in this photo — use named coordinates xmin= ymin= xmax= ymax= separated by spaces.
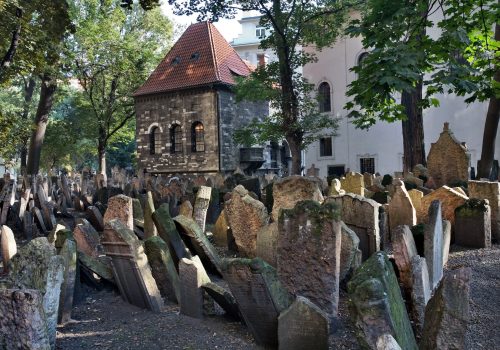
xmin=168 ymin=0 xmax=358 ymax=174
xmin=345 ymin=0 xmax=499 ymax=175
xmin=68 ymin=0 xmax=173 ymax=175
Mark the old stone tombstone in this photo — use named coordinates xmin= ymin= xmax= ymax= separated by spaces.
xmin=143 ymin=191 xmax=157 ymax=239
xmin=144 ymin=236 xmax=180 ymax=303
xmin=179 ymin=256 xmax=211 ymax=319
xmin=442 ymin=220 xmax=451 ymax=266
xmin=410 ymin=255 xmax=431 ymax=334
xmin=326 ymin=194 xmax=381 ymax=261
xmin=306 ymin=163 xmax=320 ymax=177
xmin=238 ymin=177 xmax=261 ymax=199
xmin=420 ymin=186 xmax=468 ymax=227
xmin=225 ymin=185 xmax=269 ymax=257
xmin=256 ymin=222 xmax=279 ymax=268
xmin=364 ymin=172 xmax=375 ymax=188
xmin=192 ymin=185 xmax=211 ymax=233
xmin=222 ymin=258 xmax=291 ymax=347
xmin=103 ymin=194 xmax=134 ymax=230
xmin=1 ymin=225 xmax=16 ymax=273
xmin=420 ymin=268 xmax=471 ymax=350
xmin=278 ymin=296 xmax=329 ymax=350
xmin=201 ymin=282 xmax=240 ymax=320
xmin=348 ymin=252 xmax=417 ymax=350
xmin=329 ymin=178 xmax=346 ymax=196
xmin=278 ymin=201 xmax=341 ymax=317
xmin=58 ymin=238 xmax=77 ymax=324
xmin=178 ymin=200 xmax=193 ymax=218
xmin=86 ymin=205 xmax=104 ymax=232
xmin=0 ymin=289 xmax=51 ymax=350
xmin=424 ymin=200 xmax=444 ymax=290
xmin=391 ymin=225 xmax=418 ymax=294
xmin=340 ymin=223 xmax=362 ymax=283
xmin=101 ymin=219 xmax=163 ymax=312
xmin=455 ymin=199 xmax=492 ymax=248
xmin=271 ymin=176 xmax=323 ymax=221
xmin=376 ymin=334 xmax=402 ymax=350
xmin=407 ymin=189 xmax=423 ymax=216
xmin=212 ymin=209 xmax=229 ymax=247
xmin=32 ymin=206 xmax=48 ymax=234
xmin=427 ymin=123 xmax=469 ymax=187
xmin=340 ymin=172 xmax=365 ymax=196
xmin=388 ymin=180 xmax=417 ymax=234
xmin=468 ymin=180 xmax=500 ymax=241
xmin=73 ymin=219 xmax=102 ymax=258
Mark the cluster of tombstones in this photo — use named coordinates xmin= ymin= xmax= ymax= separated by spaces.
xmin=0 ymin=155 xmax=497 ymax=349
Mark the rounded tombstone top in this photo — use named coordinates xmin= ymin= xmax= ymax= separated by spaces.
xmin=392 ymin=179 xmax=404 ymax=187
xmin=332 ymin=178 xmax=341 ymax=191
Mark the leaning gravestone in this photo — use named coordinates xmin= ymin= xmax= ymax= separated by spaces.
xmin=348 ymin=252 xmax=417 ymax=350
xmin=420 ymin=268 xmax=471 ymax=350
xmin=144 ymin=236 xmax=180 ymax=303
xmin=278 ymin=296 xmax=329 ymax=350
xmin=212 ymin=209 xmax=229 ymax=247
xmin=222 ymin=258 xmax=292 ymax=347
xmin=143 ymin=191 xmax=157 ymax=238
xmin=86 ymin=205 xmax=105 ymax=232
xmin=101 ymin=219 xmax=163 ymax=312
xmin=468 ymin=180 xmax=500 ymax=241
xmin=278 ymin=201 xmax=341 ymax=317
xmin=340 ymin=223 xmax=362 ymax=283
xmin=103 ymin=194 xmax=134 ymax=230
xmin=193 ymin=186 xmax=211 ymax=233
xmin=420 ymin=186 xmax=467 ymax=227
xmin=0 ymin=289 xmax=51 ymax=350
xmin=410 ymin=255 xmax=431 ymax=334
xmin=58 ymin=239 xmax=77 ymax=324
xmin=179 ymin=256 xmax=211 ymax=319
xmin=73 ymin=219 xmax=101 ymax=258
xmin=391 ymin=225 xmax=418 ymax=294
xmin=455 ymin=199 xmax=491 ymax=248
xmin=1 ymin=225 xmax=17 ymax=273
xmin=201 ymin=282 xmax=241 ymax=320
xmin=388 ymin=180 xmax=417 ymax=234
xmin=424 ymin=200 xmax=444 ymax=290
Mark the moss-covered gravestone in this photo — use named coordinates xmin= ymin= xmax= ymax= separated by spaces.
xmin=348 ymin=252 xmax=417 ymax=350
xmin=454 ymin=199 xmax=491 ymax=248
xmin=222 ymin=258 xmax=292 ymax=347
xmin=278 ymin=200 xmax=341 ymax=318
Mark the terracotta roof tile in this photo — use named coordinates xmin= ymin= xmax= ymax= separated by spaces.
xmin=134 ymin=22 xmax=251 ymax=97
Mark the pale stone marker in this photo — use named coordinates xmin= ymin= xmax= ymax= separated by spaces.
xmin=278 ymin=296 xmax=329 ymax=350
xmin=256 ymin=222 xmax=279 ymax=268
xmin=424 ymin=200 xmax=444 ymax=290
xmin=329 ymin=178 xmax=346 ymax=196
xmin=143 ymin=191 xmax=157 ymax=238
xmin=410 ymin=255 xmax=431 ymax=333
xmin=468 ymin=180 xmax=500 ymax=241
xmin=341 ymin=172 xmax=365 ymax=196
xmin=278 ymin=201 xmax=341 ymax=317
xmin=1 ymin=225 xmax=16 ymax=273
xmin=442 ymin=220 xmax=451 ymax=266
xmin=103 ymin=194 xmax=134 ymax=230
xmin=388 ymin=180 xmax=416 ymax=234
xmin=376 ymin=334 xmax=402 ymax=350
xmin=420 ymin=186 xmax=467 ymax=227
xmin=407 ymin=189 xmax=423 ymax=216
xmin=212 ymin=209 xmax=229 ymax=247
xmin=86 ymin=205 xmax=104 ymax=231
xmin=73 ymin=219 xmax=101 ymax=258
xmin=455 ymin=199 xmax=491 ymax=248
xmin=58 ymin=239 xmax=77 ymax=324
xmin=179 ymin=256 xmax=211 ymax=319
xmin=193 ymin=186 xmax=211 ymax=232
xmin=391 ymin=225 xmax=418 ymax=294
xmin=178 ymin=200 xmax=193 ymax=218
xmin=340 ymin=223 xmax=362 ymax=282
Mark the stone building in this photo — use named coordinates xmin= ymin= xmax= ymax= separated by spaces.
xmin=134 ymin=22 xmax=268 ymax=175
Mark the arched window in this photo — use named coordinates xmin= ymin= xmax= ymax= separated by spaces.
xmin=318 ymin=82 xmax=331 ymax=112
xmin=358 ymin=52 xmax=369 ymax=67
xmin=149 ymin=126 xmax=161 ymax=155
xmin=191 ymin=122 xmax=205 ymax=152
xmin=170 ymin=124 xmax=182 ymax=153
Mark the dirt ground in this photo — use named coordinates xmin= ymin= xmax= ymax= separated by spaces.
xmin=56 ymin=245 xmax=499 ymax=350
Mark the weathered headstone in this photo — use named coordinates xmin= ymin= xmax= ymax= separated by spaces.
xmin=376 ymin=334 xmax=402 ymax=350
xmin=306 ymin=164 xmax=320 ymax=177
xmin=348 ymin=252 xmax=417 ymax=350
xmin=341 ymin=172 xmax=365 ymax=196
xmin=225 ymin=185 xmax=269 ymax=257
xmin=0 ymin=289 xmax=51 ymax=350
xmin=468 ymin=180 xmax=500 ymax=241
xmin=326 ymin=194 xmax=380 ymax=261
xmin=101 ymin=219 xmax=163 ymax=312
xmin=78 ymin=253 xmax=114 ymax=283
xmin=340 ymin=223 xmax=362 ymax=283
xmin=1 ymin=225 xmax=16 ymax=273
xmin=222 ymin=258 xmax=292 ymax=347
xmin=73 ymin=219 xmax=101 ymax=258
xmin=212 ymin=209 xmax=229 ymax=247
xmin=455 ymin=199 xmax=491 ymax=248
xmin=442 ymin=220 xmax=451 ymax=266
xmin=427 ymin=123 xmax=469 ymax=187
xmin=329 ymin=178 xmax=346 ymax=196
xmin=178 ymin=200 xmax=193 ymax=218
xmin=278 ymin=201 xmax=341 ymax=317
xmin=179 ymin=256 xmax=211 ymax=319
xmin=420 ymin=268 xmax=471 ymax=350
xmin=86 ymin=205 xmax=104 ymax=232
xmin=420 ymin=186 xmax=468 ymax=227
xmin=410 ymin=255 xmax=431 ymax=333
xmin=407 ymin=189 xmax=423 ymax=217
xmin=256 ymin=222 xmax=279 ymax=268
xmin=278 ymin=296 xmax=329 ymax=350
xmin=388 ymin=180 xmax=417 ymax=234
xmin=193 ymin=186 xmax=211 ymax=232
xmin=58 ymin=239 xmax=77 ymax=324
xmin=103 ymin=194 xmax=134 ymax=230
xmin=272 ymin=176 xmax=323 ymax=221
xmin=391 ymin=225 xmax=418 ymax=294
xmin=201 ymin=282 xmax=241 ymax=320
xmin=424 ymin=200 xmax=444 ymax=290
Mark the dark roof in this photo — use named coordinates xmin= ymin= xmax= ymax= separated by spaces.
xmin=134 ymin=22 xmax=251 ymax=97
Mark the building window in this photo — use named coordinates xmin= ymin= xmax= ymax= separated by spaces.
xmin=318 ymin=82 xmax=331 ymax=112
xmin=191 ymin=122 xmax=205 ymax=152
xmin=328 ymin=165 xmax=345 ymax=177
xmin=170 ymin=124 xmax=183 ymax=153
xmin=256 ymin=27 xmax=265 ymax=39
xmin=358 ymin=52 xmax=369 ymax=66
xmin=360 ymin=157 xmax=375 ymax=174
xmin=149 ymin=126 xmax=161 ymax=155
xmin=319 ymin=137 xmax=333 ymax=157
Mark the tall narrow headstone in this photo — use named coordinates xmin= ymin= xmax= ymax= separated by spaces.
xmin=455 ymin=199 xmax=492 ymax=248
xmin=410 ymin=255 xmax=431 ymax=333
xmin=1 ymin=225 xmax=17 ymax=273
xmin=179 ymin=256 xmax=210 ymax=318
xmin=143 ymin=191 xmax=157 ymax=238
xmin=256 ymin=222 xmax=279 ymax=268
xmin=86 ymin=205 xmax=104 ymax=232
xmin=468 ymin=180 xmax=500 ymax=241
xmin=103 ymin=194 xmax=134 ymax=230
xmin=388 ymin=180 xmax=417 ymax=234
xmin=340 ymin=223 xmax=362 ymax=283
xmin=424 ymin=200 xmax=444 ymax=289
xmin=73 ymin=219 xmax=102 ymax=258
xmin=193 ymin=186 xmax=211 ymax=233
xmin=278 ymin=201 xmax=341 ymax=317
xmin=391 ymin=225 xmax=418 ymax=294
xmin=58 ymin=239 xmax=77 ymax=324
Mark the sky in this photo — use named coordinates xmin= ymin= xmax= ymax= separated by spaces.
xmin=160 ymin=2 xmax=242 ymax=42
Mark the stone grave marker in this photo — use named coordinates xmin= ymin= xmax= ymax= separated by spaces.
xmin=103 ymin=194 xmax=134 ymax=230
xmin=407 ymin=189 xmax=423 ymax=218
xmin=410 ymin=255 xmax=431 ymax=334
xmin=420 ymin=186 xmax=467 ymax=227
xmin=340 ymin=223 xmax=362 ymax=283
xmin=225 ymin=185 xmax=269 ymax=257
xmin=222 ymin=257 xmax=292 ymax=347
xmin=278 ymin=200 xmax=341 ymax=317
xmin=58 ymin=238 xmax=77 ymax=324
xmin=193 ymin=185 xmax=211 ymax=232
xmin=73 ymin=219 xmax=102 ymax=258
xmin=201 ymin=282 xmax=241 ymax=320
xmin=143 ymin=191 xmax=158 ymax=239
xmin=391 ymin=225 xmax=418 ymax=294
xmin=306 ymin=164 xmax=320 ymax=177
xmin=348 ymin=252 xmax=417 ymax=350
xmin=1 ymin=225 xmax=16 ymax=273
xmin=468 ymin=180 xmax=500 ymax=241
xmin=101 ymin=219 xmax=163 ymax=312
xmin=278 ymin=296 xmax=329 ymax=350
xmin=32 ymin=206 xmax=48 ymax=234
xmin=388 ymin=180 xmax=417 ymax=234
xmin=455 ymin=199 xmax=491 ymax=248
xmin=179 ymin=256 xmax=211 ymax=319
xmin=329 ymin=178 xmax=346 ymax=196
xmin=420 ymin=268 xmax=471 ymax=350
xmin=86 ymin=206 xmax=104 ymax=232
xmin=376 ymin=334 xmax=402 ymax=350
xmin=256 ymin=222 xmax=279 ymax=268
xmin=178 ymin=200 xmax=193 ymax=218
xmin=442 ymin=220 xmax=451 ymax=266
xmin=425 ymin=200 xmax=444 ymax=290
xmin=212 ymin=209 xmax=229 ymax=247
xmin=340 ymin=172 xmax=365 ymax=196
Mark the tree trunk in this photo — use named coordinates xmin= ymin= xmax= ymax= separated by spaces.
xmin=401 ymin=81 xmax=426 ymax=173
xmin=20 ymin=77 xmax=36 ymax=173
xmin=98 ymin=128 xmax=107 ymax=175
xmin=26 ymin=75 xmax=57 ymax=175
xmin=477 ymin=22 xmax=500 ymax=179
xmin=0 ymin=7 xmax=22 ymax=81
xmin=286 ymin=136 xmax=302 ymax=175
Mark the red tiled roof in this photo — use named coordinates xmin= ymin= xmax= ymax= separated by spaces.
xmin=134 ymin=22 xmax=251 ymax=97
